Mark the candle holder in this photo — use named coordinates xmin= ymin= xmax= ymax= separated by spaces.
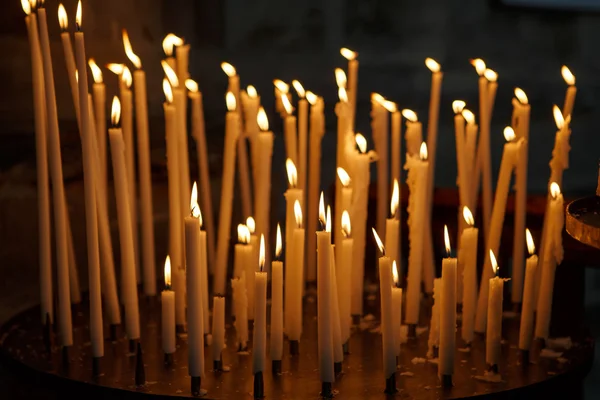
xmin=253 ymin=371 xmax=264 ymax=398
xmin=135 ymin=342 xmax=145 ymax=387
xmin=320 ymin=381 xmax=333 ymax=398
xmin=384 ymin=373 xmax=397 ymax=394
xmin=565 ymin=195 xmax=600 ymax=249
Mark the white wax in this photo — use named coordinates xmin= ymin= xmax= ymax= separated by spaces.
xmin=317 ymin=231 xmax=334 ymax=383
xmin=185 ymin=215 xmax=205 ymax=377
xmin=173 ymin=87 xmax=190 ymax=278
xmin=92 ymin=82 xmax=106 ymax=193
xmin=486 ymin=276 xmax=504 ymax=366
xmin=428 ymin=278 xmax=441 ymax=357
xmin=199 ymin=230 xmax=210 ymax=333
xmin=519 ymin=255 xmax=538 ymax=350
xmin=231 ymin=274 xmax=248 ymax=349
xmin=285 ymin=188 xmax=303 ymax=262
xmin=464 ymin=123 xmax=479 ymax=208
xmin=286 ymin=228 xmax=305 ymax=341
xmin=330 ymin=247 xmax=344 ymax=364
xmin=175 ymin=44 xmax=190 ymax=82
xmin=475 ymin=76 xmax=492 ymax=244
xmin=60 ymin=31 xmax=80 ymax=129
xmin=379 ymin=255 xmax=396 ymax=379
xmin=246 ymin=236 xmax=258 ymax=320
xmin=335 ymin=186 xmax=353 ymax=264
xmin=405 ymin=121 xmax=422 ymax=157
xmin=347 ymin=59 xmax=359 ymax=129
xmin=460 ymin=226 xmax=479 ymax=344
xmin=385 ymin=218 xmax=400 ymax=273
xmin=298 ymin=98 xmax=309 ymax=192
xmin=372 ymin=101 xmax=388 ymax=240
xmin=284 ymin=115 xmax=298 ymax=166
xmin=162 ymin=290 xmax=176 ymax=354
xmin=270 ymin=261 xmax=284 ymax=361
xmin=253 ymin=272 xmax=268 ymax=373
xmin=212 ymin=296 xmax=226 ymax=363
xmin=391 ymin=111 xmax=402 ymax=196
xmin=254 ymin=131 xmax=274 ymax=274
xmin=439 ymin=258 xmax=457 ymax=376
xmin=337 ymin=237 xmax=353 ymax=344
xmin=392 ymin=287 xmax=402 ymax=356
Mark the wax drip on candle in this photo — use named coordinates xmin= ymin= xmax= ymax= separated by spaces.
xmin=88 ymin=59 xmax=103 ymax=83
xmin=490 ymin=250 xmax=499 ymax=277
xmin=273 ymin=79 xmax=289 ymax=93
xmin=425 ymin=57 xmax=441 ymax=73
xmin=259 ymin=234 xmax=265 ymax=272
xmin=286 ymin=159 xmax=298 ymax=188
xmin=162 ymin=33 xmax=183 ymax=57
xmin=462 ymin=109 xmax=475 ymax=125
xmin=275 ymin=224 xmax=282 ymax=260
xmin=391 ymin=179 xmax=399 ymax=218
xmin=340 ymin=47 xmax=358 ymax=60
xmin=514 ymin=88 xmax=529 ymax=105
xmin=257 ymin=107 xmax=268 ymax=130
xmin=292 ymin=80 xmax=305 ymax=98
xmin=561 ymin=66 xmax=575 ymax=86
xmin=318 ymin=192 xmax=326 ymax=230
xmin=75 ymin=0 xmax=82 ymax=31
xmin=294 ymin=200 xmax=303 ymax=229
xmin=247 ymin=85 xmax=257 ymax=98
xmin=122 ymin=29 xmax=142 ymax=69
xmin=111 ymin=96 xmax=121 ymax=127
xmin=392 ymin=261 xmax=399 ymax=288
xmin=452 ymin=100 xmax=466 ymax=114
xmin=470 ymin=58 xmax=486 ymax=76
xmin=402 ymin=109 xmax=418 ymax=122
xmin=237 ymin=224 xmax=250 ymax=245
xmin=463 ymin=206 xmax=474 ymax=226
xmin=161 ymin=60 xmax=179 ymax=87
xmin=57 ymin=3 xmax=67 ymax=30
xmin=341 ymin=210 xmax=351 ymax=238
xmin=372 ymin=228 xmax=385 ymax=256
xmin=163 ymin=79 xmax=173 ymax=103
xmin=444 ymin=225 xmax=451 ymax=257
xmin=526 ymin=228 xmax=535 ymax=256
xmin=246 ymin=217 xmax=255 ymax=234
xmin=337 ymin=167 xmax=351 ymax=188
xmin=335 ymin=68 xmax=347 ymax=88
xmin=164 ymin=256 xmax=172 ymax=290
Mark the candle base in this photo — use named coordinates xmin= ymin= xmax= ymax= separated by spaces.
xmin=441 ymin=374 xmax=453 ymax=388
xmin=384 ymin=373 xmax=397 ymax=394
xmin=176 ymin=324 xmax=186 ymax=334
xmin=43 ymin=313 xmax=52 ymax=353
xmin=135 ymin=342 xmax=145 ymax=386
xmin=334 ymin=361 xmax=343 ymax=376
xmin=272 ymin=360 xmax=282 ymax=374
xmin=92 ymin=356 xmax=101 ymax=377
xmin=253 ymin=371 xmax=264 ymax=398
xmin=164 ymin=353 xmax=174 ymax=365
xmin=343 ymin=341 xmax=350 ymax=354
xmin=487 ymin=364 xmax=499 ymax=374
xmin=289 ymin=340 xmax=299 ymax=355
xmin=320 ymin=382 xmax=334 ymax=398
xmin=109 ymin=324 xmax=119 ymax=342
xmin=408 ymin=324 xmax=417 ymax=338
xmin=191 ymin=376 xmax=203 ymax=397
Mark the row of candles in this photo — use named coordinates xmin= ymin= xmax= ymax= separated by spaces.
xmin=22 ymin=0 xmax=574 ymax=394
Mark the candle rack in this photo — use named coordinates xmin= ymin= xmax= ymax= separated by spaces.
xmin=566 ymin=195 xmax=600 ymax=249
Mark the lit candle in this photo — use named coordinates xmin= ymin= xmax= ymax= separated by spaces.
xmin=108 ymin=96 xmax=140 ymax=342
xmin=247 ymin=222 xmax=259 ymax=320
xmin=87 ymin=59 xmax=107 ymax=196
xmin=329 ymin=231 xmax=344 ymax=371
xmin=335 ymin=70 xmax=350 ymax=180
xmin=162 ymin=33 xmax=182 ymax=72
xmin=388 ymin=102 xmax=401 ymax=192
xmin=385 ymin=179 xmax=401 ymax=274
xmin=73 ymin=1 xmax=100 ymax=355
xmin=231 ymin=271 xmax=248 ymax=350
xmin=286 ymin=202 xmax=305 ymax=348
xmin=335 ymin=168 xmax=353 ymax=265
xmin=176 ymin=40 xmax=190 ymax=82
xmin=293 ymin=80 xmax=308 ymax=193
xmin=273 ymin=79 xmax=291 ymax=117
xmin=453 ymin=101 xmax=467 ymax=232
xmin=427 ymin=278 xmax=441 ymax=358
xmin=405 ymin=143 xmax=429 ymax=326
xmin=215 ymin=92 xmax=240 ymax=295
xmin=402 ymin=109 xmax=422 ymax=157
xmin=253 ymin=235 xmax=268 ymax=374
xmin=162 ymin=256 xmax=176 ymax=356
xmin=282 ymin=95 xmax=298 ymax=166
xmin=439 ymin=226 xmax=456 ymax=382
xmin=561 ymin=66 xmax=576 ymax=118
xmin=285 ymin=158 xmax=302 ymax=260
xmin=338 ymin=211 xmax=353 ymax=347
xmin=475 ymin=128 xmax=522 ymax=333
xmin=535 ymin=183 xmax=564 ymax=340
xmin=234 ymin=223 xmax=252 ymax=330
xmin=519 ymin=229 xmax=538 ymax=352
xmin=460 ymin=207 xmax=478 ymax=344
xmin=242 ymin=85 xmax=260 ymax=195
xmin=371 ymin=93 xmax=388 ymax=242
xmin=254 ymin=109 xmax=274 ymax=274
xmin=340 ymin=48 xmax=358 ymax=130
xmin=212 ymin=295 xmax=226 ymax=368
xmin=485 ymin=69 xmax=498 ymax=121
xmin=486 ymin=251 xmax=504 ymax=370
xmin=270 ymin=225 xmax=284 ymax=365
xmin=462 ymin=109 xmax=479 ymax=210
xmin=57 ymin=4 xmax=80 ymax=131
xmin=391 ymin=262 xmax=402 ymax=358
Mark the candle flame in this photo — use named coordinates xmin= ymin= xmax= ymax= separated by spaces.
xmin=319 ymin=192 xmax=326 ymax=228
xmin=276 ymin=223 xmax=282 ymax=257
xmin=392 ymin=261 xmax=399 ymax=286
xmin=122 ymin=29 xmax=142 ymax=69
xmin=503 ymin=126 xmax=516 ymax=142
xmin=161 ymin=60 xmax=179 ymax=88
xmin=444 ymin=225 xmax=451 ymax=255
xmin=273 ymin=79 xmax=289 ymax=93
xmin=425 ymin=57 xmax=441 ymax=73
xmin=259 ymin=234 xmax=265 ymax=271
xmin=338 ymin=87 xmax=348 ymax=103
xmin=247 ymin=85 xmax=257 ymax=98
xmin=88 ymin=58 xmax=103 ymax=84
xmin=490 ymin=250 xmax=499 ymax=276
xmin=226 ymin=91 xmax=236 ymax=111
xmin=550 ymin=182 xmax=561 ymax=199
xmin=420 ymin=142 xmax=428 ymax=161
xmin=190 ymin=182 xmax=200 ymax=217
xmin=164 ymin=256 xmax=171 ymax=287
xmin=553 ymin=105 xmax=564 ymax=130
xmin=75 ymin=0 xmax=82 ymax=30
xmin=514 ymin=87 xmax=528 ymax=104
xmin=110 ymin=96 xmax=121 ymax=126
xmin=371 ymin=93 xmax=385 ymax=105
xmin=306 ymin=91 xmax=317 ymax=105
xmin=221 ymin=62 xmax=236 ymax=77
xmin=294 ymin=200 xmax=303 ymax=228
xmin=462 ymin=109 xmax=475 ymax=125
xmin=342 ymin=210 xmax=351 ymax=238
xmin=340 ymin=47 xmax=357 ymax=60
xmin=282 ymin=93 xmax=293 ymax=114
xmin=121 ymin=66 xmax=132 ymax=88
xmin=106 ymin=63 xmax=124 ymax=75
xmin=463 ymin=206 xmax=474 ymax=226
xmin=471 ymin=58 xmax=486 ymax=76
xmin=391 ymin=179 xmax=399 ymax=217
xmin=452 ymin=100 xmax=466 ymax=114
xmin=561 ymin=65 xmax=575 ymax=86
xmin=162 ymin=33 xmax=183 ymax=57
xmin=163 ymin=78 xmax=173 ymax=103
xmin=286 ymin=158 xmax=298 ymax=188
xmin=335 ymin=68 xmax=347 ymax=88
xmin=337 ymin=167 xmax=351 ymax=187
xmin=291 ymin=80 xmax=305 ymax=98
xmin=372 ymin=228 xmax=384 ymax=254
xmin=526 ymin=228 xmax=535 ymax=256
xmin=237 ymin=224 xmax=250 ymax=244
xmin=57 ymin=4 xmax=67 ymax=28
xmin=185 ymin=79 xmax=198 ymax=93
xmin=402 ymin=109 xmax=418 ymax=122
xmin=484 ymin=69 xmax=498 ymax=82
xmin=75 ymin=70 xmax=78 ymax=83
xmin=326 ymin=205 xmax=332 ymax=233
xmin=355 ymin=133 xmax=367 ymax=154
xmin=257 ymin=107 xmax=269 ymax=131
xmin=383 ymin=100 xmax=397 ymax=113
xmin=246 ymin=217 xmax=256 ymax=234
xmin=22 ymin=0 xmax=31 ymax=15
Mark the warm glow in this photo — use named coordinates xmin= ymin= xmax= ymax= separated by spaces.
xmin=107 ymin=63 xmax=124 ymax=75
xmin=402 ymin=109 xmax=418 ymax=122
xmin=425 ymin=57 xmax=441 ymax=73
xmin=462 ymin=109 xmax=475 ymax=125
xmin=286 ymin=158 xmax=298 ymax=188
xmin=161 ymin=60 xmax=179 ymax=88
xmin=471 ymin=58 xmax=486 ymax=76
xmin=372 ymin=228 xmax=385 ymax=254
xmin=452 ymin=100 xmax=466 ymax=114
xmin=282 ymin=93 xmax=293 ymax=115
xmin=326 ymin=206 xmax=332 ymax=233
xmin=88 ymin=58 xmax=103 ymax=84
xmin=276 ymin=224 xmax=282 ymax=258
xmin=57 ymin=4 xmax=67 ymax=28
xmin=221 ymin=62 xmax=236 ymax=77
xmin=335 ymin=68 xmax=347 ymax=88
xmin=340 ymin=47 xmax=357 ymax=61
xmin=337 ymin=167 xmax=351 ymax=187
xmin=553 ymin=105 xmax=564 ymax=130
xmin=420 ymin=142 xmax=428 ymax=161
xmin=122 ymin=29 xmax=142 ymax=69
xmin=383 ymin=100 xmax=397 ymax=113
xmin=514 ymin=87 xmax=528 ymax=105
xmin=164 ymin=256 xmax=171 ymax=287
xmin=247 ymin=85 xmax=257 ymax=98
xmin=294 ymin=200 xmax=302 ymax=228
xmin=463 ymin=206 xmax=474 ymax=226
xmin=444 ymin=225 xmax=451 ymax=255
xmin=259 ymin=234 xmax=265 ymax=271
xmin=484 ymin=69 xmax=498 ymax=82
xmin=306 ymin=91 xmax=317 ymax=105
xmin=561 ymin=65 xmax=575 ymax=86
xmin=226 ymin=92 xmax=236 ymax=112
xmin=75 ymin=70 xmax=78 ymax=83
xmin=391 ymin=179 xmax=399 ymax=217
xmin=121 ymin=66 xmax=132 ymax=88
xmin=526 ymin=228 xmax=535 ymax=256
xmin=190 ymin=182 xmax=199 ymax=217
xmin=163 ymin=79 xmax=173 ymax=103
xmin=372 ymin=93 xmax=385 ymax=105
xmin=550 ymin=182 xmax=561 ymax=199
xmin=162 ymin=33 xmax=183 ymax=57
xmin=273 ymin=79 xmax=289 ymax=93
xmin=292 ymin=80 xmax=305 ymax=98
xmin=319 ymin=192 xmax=326 ymax=228
xmin=185 ymin=79 xmax=198 ymax=93
xmin=392 ymin=261 xmax=399 ymax=286
xmin=111 ymin=96 xmax=121 ymax=126
xmin=341 ymin=210 xmax=351 ymax=238
xmin=490 ymin=250 xmax=499 ymax=276
xmin=356 ymin=133 xmax=367 ymax=154
xmin=257 ymin=107 xmax=269 ymax=131
xmin=22 ymin=0 xmax=30 ymax=15
xmin=338 ymin=87 xmax=348 ymax=103
xmin=237 ymin=224 xmax=250 ymax=244
xmin=246 ymin=217 xmax=256 ymax=234
xmin=504 ymin=126 xmax=516 ymax=142
xmin=75 ymin=0 xmax=82 ymax=29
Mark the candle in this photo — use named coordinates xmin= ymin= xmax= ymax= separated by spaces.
xmin=402 ymin=109 xmax=422 ymax=157
xmin=317 ymin=196 xmax=334 ymax=385
xmin=162 ymin=33 xmax=182 ymax=72
xmin=282 ymin=94 xmax=298 ymax=166
xmin=57 ymin=4 xmax=80 ymax=131
xmin=335 ymin=168 xmax=353 ymax=263
xmin=453 ymin=101 xmax=467 ymax=230
xmin=73 ymin=2 xmax=101 ymax=355
xmin=234 ymin=224 xmax=253 ymax=324
xmin=176 ymin=42 xmax=190 ymax=82
xmin=511 ymin=88 xmax=530 ymax=304
xmin=270 ymin=225 xmax=284 ymax=363
xmin=23 ymin=2 xmax=52 ymax=325
xmin=462 ymin=109 xmax=479 ymax=210
xmin=439 ymin=226 xmax=457 ymax=380
xmin=286 ymin=202 xmax=305 ymax=344
xmin=292 ymin=80 xmax=308 ymax=193
xmin=519 ymin=229 xmax=538 ymax=352
xmin=285 ymin=158 xmax=302 ymax=257
xmin=475 ymin=128 xmax=521 ymax=333
xmin=335 ymin=71 xmax=350 ymax=173
xmin=254 ymin=108 xmax=274 ymax=272
xmin=231 ymin=272 xmax=248 ymax=350
xmin=389 ymin=103 xmax=401 ymax=191
xmin=87 ymin=59 xmax=107 ymax=197
xmin=427 ymin=278 xmax=441 ymax=357
xmin=371 ymin=93 xmax=388 ymax=241
xmin=329 ymin=236 xmax=344 ymax=370
xmin=405 ymin=143 xmax=429 ymax=326
xmin=385 ymin=179 xmax=401 ymax=273
xmin=561 ymin=66 xmax=576 ymax=118
xmin=212 ymin=295 xmax=226 ymax=367
xmin=486 ymin=251 xmax=504 ymax=369
xmin=162 ymin=256 xmax=176 ymax=355
xmin=460 ymin=207 xmax=478 ymax=344
xmin=215 ymin=92 xmax=240 ymax=295
xmin=248 ymin=225 xmax=259 ymax=320
xmin=338 ymin=211 xmax=353 ymax=346
xmin=242 ymin=85 xmax=260 ymax=192
xmin=273 ymin=79 xmax=290 ymax=117
xmin=253 ymin=235 xmax=268 ymax=374
xmin=373 ymin=229 xmax=396 ymax=388
xmin=391 ymin=262 xmax=402 ymax=358
xmin=108 ymin=97 xmax=140 ymax=342
xmin=485 ymin=68 xmax=498 ymax=121
xmin=340 ymin=48 xmax=358 ymax=130
xmin=306 ymin=93 xmax=325 ymax=283
xmin=535 ymin=183 xmax=564 ymax=340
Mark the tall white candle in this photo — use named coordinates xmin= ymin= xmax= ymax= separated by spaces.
xmin=88 ymin=59 xmax=107 ymax=197
xmin=273 ymin=79 xmax=291 ymax=118
xmin=439 ymin=226 xmax=456 ymax=378
xmin=162 ymin=33 xmax=182 ymax=72
xmin=286 ymin=204 xmax=305 ymax=341
xmin=453 ymin=101 xmax=467 ymax=236
xmin=330 ymin=241 xmax=344 ymax=366
xmin=519 ymin=229 xmax=538 ymax=351
xmin=335 ymin=82 xmax=350 ymax=253
xmin=162 ymin=257 xmax=176 ymax=355
xmin=371 ymin=93 xmax=388 ymax=241
xmin=271 ymin=226 xmax=284 ymax=362
xmin=317 ymin=200 xmax=334 ymax=384
xmin=402 ymin=109 xmax=422 ymax=157
xmin=561 ymin=66 xmax=577 ymax=118
xmin=340 ymin=48 xmax=359 ymax=130
xmin=389 ymin=105 xmax=402 ymax=191
xmin=462 ymin=110 xmax=479 ymax=209
xmin=292 ymin=80 xmax=309 ymax=193
xmin=176 ymin=43 xmax=190 ymax=82
xmin=460 ymin=207 xmax=478 ymax=344
xmin=57 ymin=4 xmax=80 ymax=131
xmin=282 ymin=95 xmax=299 ymax=166
xmin=253 ymin=236 xmax=268 ymax=374
xmin=338 ymin=211 xmax=353 ymax=345
xmin=385 ymin=179 xmax=401 ymax=271
xmin=242 ymin=86 xmax=260 ymax=193
xmin=335 ymin=168 xmax=353 ymax=267
xmin=231 ymin=273 xmax=248 ymax=350
xmin=427 ymin=278 xmax=441 ymax=357
xmin=247 ymin=230 xmax=259 ymax=320
xmin=212 ymin=295 xmax=226 ymax=364
xmin=391 ymin=262 xmax=402 ymax=357
xmin=285 ymin=160 xmax=303 ymax=268
xmin=486 ymin=251 xmax=504 ymax=368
